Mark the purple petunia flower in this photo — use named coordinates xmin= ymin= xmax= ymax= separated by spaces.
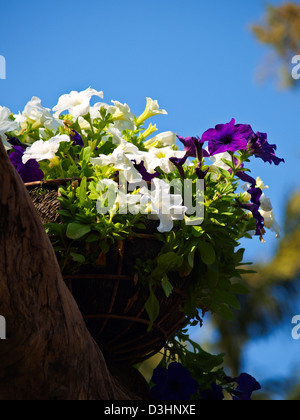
xmin=177 ymin=136 xmax=197 ymax=158
xmin=9 ymin=146 xmax=44 ymax=183
xmin=169 ymin=155 xmax=188 ymax=178
xmin=240 ymin=202 xmax=264 ymax=236
xmin=248 ymin=186 xmax=262 ymax=206
xmin=200 ymin=382 xmax=224 ymax=401
xmin=236 ymin=171 xmax=256 ymax=187
xmin=233 ymin=160 xmax=257 ymax=187
xmin=133 ymin=160 xmax=160 ymax=182
xmin=192 ymin=137 xmax=209 ymax=180
xmin=195 ymin=166 xmax=209 ymax=180
xmin=71 ymin=130 xmax=84 ymax=148
xmin=249 ymin=132 xmax=285 ymax=166
xmin=176 ymin=136 xmax=210 ymax=160
xmin=7 ymin=137 xmax=28 ymax=149
xmin=169 ymin=136 xmax=197 ymax=178
xmin=233 ymin=373 xmax=261 ymax=401
xmin=202 ymin=119 xmax=253 ymax=156
xmin=170 ymin=136 xmax=209 ymax=179
xmin=151 ymin=362 xmax=199 ymax=400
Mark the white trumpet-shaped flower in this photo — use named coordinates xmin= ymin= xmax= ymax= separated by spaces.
xmin=91 ymin=142 xmax=143 ymax=183
xmin=15 ymin=97 xmax=63 ymax=132
xmin=136 ymin=97 xmax=168 ymax=125
xmin=260 ymin=209 xmax=281 ymax=238
xmin=144 ymin=131 xmax=177 ymax=149
xmin=22 ymin=134 xmax=70 ymax=164
xmin=256 ymin=177 xmax=269 ymax=190
xmin=0 ymin=106 xmax=20 ymax=150
xmin=53 ymin=87 xmax=104 ymax=119
xmin=140 ymin=178 xmax=188 ymax=233
xmin=108 ymin=100 xmax=136 ymax=131
xmin=144 ymin=147 xmax=186 ymax=174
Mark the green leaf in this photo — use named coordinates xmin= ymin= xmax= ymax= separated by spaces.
xmin=161 ymin=275 xmax=173 ymax=297
xmin=191 ymin=226 xmax=204 ymax=237
xmin=79 ymin=176 xmax=87 ymax=205
xmin=99 ymin=240 xmax=110 ymax=253
xmin=188 ymin=249 xmax=196 ymax=268
xmin=157 ymin=252 xmax=183 ymax=271
xmin=86 ymin=234 xmax=100 ymax=243
xmin=57 ymin=209 xmax=72 ymax=219
xmin=70 ymin=252 xmax=86 ymax=264
xmin=66 ymin=223 xmax=91 ymax=240
xmin=230 ymin=283 xmax=250 ymax=295
xmin=145 ymin=288 xmax=160 ymax=331
xmin=186 ymin=343 xmax=224 ymax=371
xmin=214 ymin=289 xmax=241 ymax=310
xmin=81 ymin=146 xmax=91 ymax=163
xmin=198 ymin=242 xmax=216 ymax=265
xmin=211 ymin=302 xmax=234 ymax=321
xmin=134 ymin=223 xmax=147 ymax=230
xmin=206 ymin=265 xmax=219 ymax=288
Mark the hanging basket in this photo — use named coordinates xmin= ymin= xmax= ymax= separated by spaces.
xmin=25 ymin=179 xmax=190 ymax=364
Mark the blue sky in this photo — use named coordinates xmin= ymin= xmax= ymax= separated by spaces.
xmin=1 ymin=0 xmax=299 ymax=396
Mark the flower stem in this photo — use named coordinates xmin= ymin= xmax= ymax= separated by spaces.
xmin=67 ymin=152 xmax=77 ymax=168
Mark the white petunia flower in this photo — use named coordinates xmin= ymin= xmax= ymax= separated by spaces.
xmin=22 ymin=134 xmax=70 ymax=164
xmin=0 ymin=137 xmax=12 ymax=151
xmin=107 ymin=100 xmax=136 ymax=132
xmin=95 ymin=179 xmax=120 ymax=215
xmin=144 ymin=147 xmax=186 ymax=174
xmin=53 ymin=87 xmax=104 ymax=119
xmin=103 ymin=127 xmax=124 ymax=144
xmin=260 ymin=209 xmax=281 ymax=238
xmin=256 ymin=177 xmax=269 ymax=190
xmin=241 ymin=182 xmax=251 ymax=192
xmin=0 ymin=106 xmax=20 ymax=150
xmin=260 ymin=193 xmax=273 ymax=212
xmin=144 ymin=131 xmax=177 ymax=149
xmin=91 ymin=145 xmax=142 ymax=183
xmin=136 ymin=97 xmax=168 ymax=125
xmin=17 ymin=97 xmax=63 ymax=131
xmin=209 ymin=152 xmax=232 ymax=171
xmin=89 ymin=102 xmax=110 ymax=120
xmin=140 ymin=178 xmax=187 ymax=233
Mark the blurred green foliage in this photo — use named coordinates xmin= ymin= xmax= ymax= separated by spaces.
xmin=215 ymin=189 xmax=300 ymax=398
xmin=252 ymin=2 xmax=300 ymax=88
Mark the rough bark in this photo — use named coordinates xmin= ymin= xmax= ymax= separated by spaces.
xmin=0 ymin=141 xmax=138 ymax=400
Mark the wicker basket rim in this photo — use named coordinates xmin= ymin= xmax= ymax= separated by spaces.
xmin=24 ymin=177 xmax=152 ymax=188
xmin=24 ymin=177 xmax=91 ymax=188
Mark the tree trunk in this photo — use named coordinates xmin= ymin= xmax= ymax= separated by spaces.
xmin=0 ymin=141 xmax=142 ymax=400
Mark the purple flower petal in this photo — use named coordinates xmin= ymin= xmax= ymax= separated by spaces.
xmin=170 ymin=155 xmax=188 ymax=178
xmin=151 ymin=362 xmax=199 ymax=400
xmin=249 ymin=132 xmax=285 ymax=166
xmin=7 ymin=137 xmax=28 ymax=149
xmin=233 ymin=373 xmax=261 ymax=400
xmin=9 ymin=146 xmax=44 ymax=183
xmin=203 ymin=119 xmax=253 ymax=156
xmin=71 ymin=130 xmax=84 ymax=148
xmin=248 ymin=187 xmax=262 ymax=206
xmin=195 ymin=166 xmax=209 ymax=180
xmin=177 ymin=136 xmax=197 ymax=158
xmin=133 ymin=160 xmax=160 ymax=182
xmin=172 ymin=136 xmax=209 ymax=179
xmin=236 ymin=171 xmax=256 ymax=187
xmin=200 ymin=382 xmax=224 ymax=401
xmin=240 ymin=202 xmax=264 ymax=236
